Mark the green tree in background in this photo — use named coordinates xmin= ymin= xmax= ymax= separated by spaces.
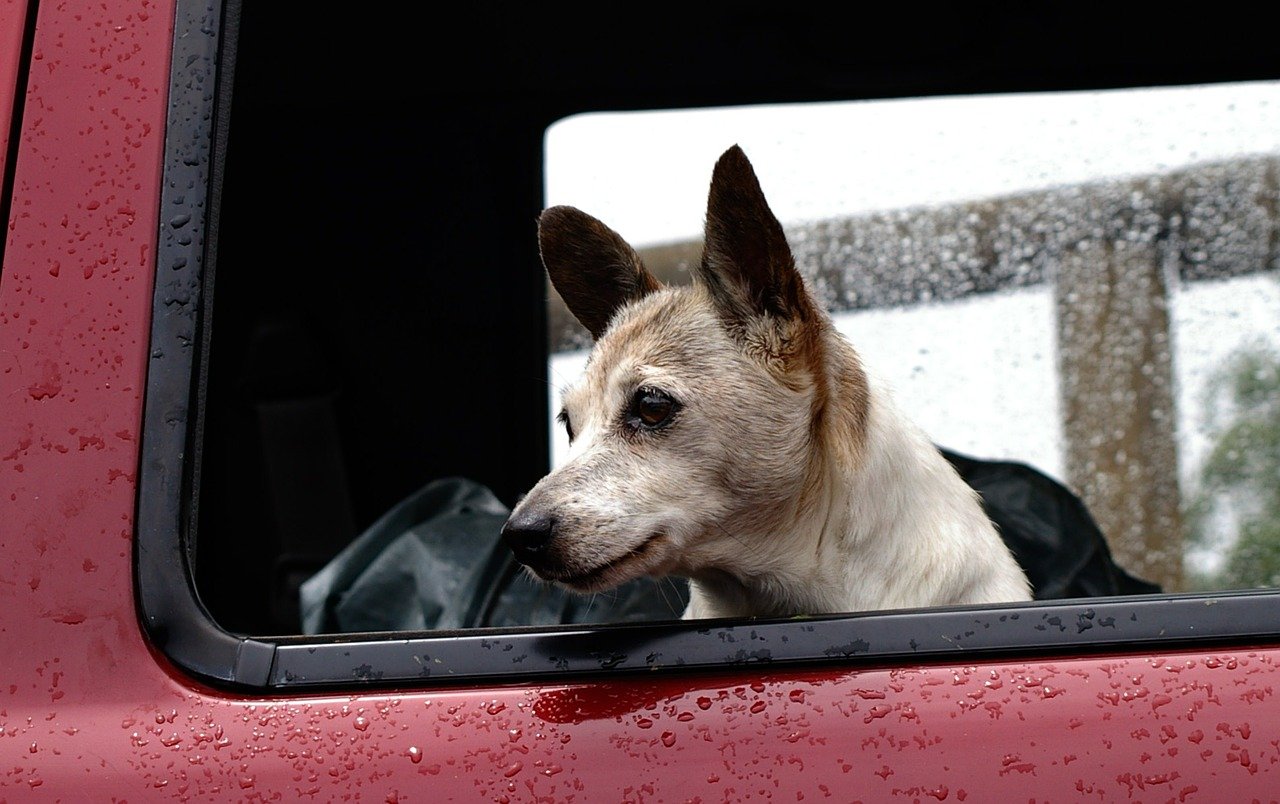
xmin=1186 ymin=342 xmax=1280 ymax=590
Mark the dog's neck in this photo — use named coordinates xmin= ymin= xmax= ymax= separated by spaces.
xmin=684 ymin=339 xmax=1025 ymax=620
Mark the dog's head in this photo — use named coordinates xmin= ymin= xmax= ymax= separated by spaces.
xmin=503 ymin=146 xmax=865 ymax=593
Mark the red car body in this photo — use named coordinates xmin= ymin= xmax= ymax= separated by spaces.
xmin=2 ymin=2 xmax=1279 ymax=800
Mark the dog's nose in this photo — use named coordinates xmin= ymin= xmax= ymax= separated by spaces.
xmin=501 ymin=510 xmax=556 ymax=561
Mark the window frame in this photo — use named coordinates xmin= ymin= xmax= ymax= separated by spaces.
xmin=135 ymin=0 xmax=1280 ymax=690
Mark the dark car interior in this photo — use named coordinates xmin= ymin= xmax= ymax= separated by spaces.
xmin=194 ymin=5 xmax=1279 ymax=636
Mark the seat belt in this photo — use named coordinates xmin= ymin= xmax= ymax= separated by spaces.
xmin=257 ymin=390 xmax=356 ymax=632
xmin=243 ymin=314 xmax=357 ymax=632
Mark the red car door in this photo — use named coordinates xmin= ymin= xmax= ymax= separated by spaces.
xmin=3 ymin=2 xmax=1279 ymax=800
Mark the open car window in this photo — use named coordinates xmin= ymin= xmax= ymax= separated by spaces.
xmin=135 ymin=0 xmax=1280 ymax=689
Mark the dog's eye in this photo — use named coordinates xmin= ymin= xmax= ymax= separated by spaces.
xmin=557 ymin=408 xmax=575 ymax=443
xmin=629 ymin=387 xmax=678 ymax=429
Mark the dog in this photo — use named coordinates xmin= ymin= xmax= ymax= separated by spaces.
xmin=502 ymin=145 xmax=1031 ymax=620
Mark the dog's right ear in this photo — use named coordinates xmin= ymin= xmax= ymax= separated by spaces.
xmin=539 ymin=206 xmax=661 ymax=340
xmin=695 ymin=146 xmax=818 ymax=339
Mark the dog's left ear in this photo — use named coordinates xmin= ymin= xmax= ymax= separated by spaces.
xmin=694 ymin=146 xmax=819 ymax=340
xmin=540 ymin=206 xmax=662 ymax=340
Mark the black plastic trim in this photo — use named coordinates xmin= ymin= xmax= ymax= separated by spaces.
xmin=135 ymin=0 xmax=274 ymax=686
xmin=269 ymin=589 xmax=1280 ymax=689
xmin=135 ymin=1 xmax=1280 ymax=691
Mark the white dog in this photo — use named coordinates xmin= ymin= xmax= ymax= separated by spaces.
xmin=503 ymin=145 xmax=1031 ymax=619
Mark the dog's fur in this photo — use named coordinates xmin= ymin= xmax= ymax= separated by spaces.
xmin=503 ymin=145 xmax=1031 ymax=619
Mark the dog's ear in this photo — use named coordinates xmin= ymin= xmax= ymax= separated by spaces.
xmin=539 ymin=206 xmax=661 ymax=340
xmin=694 ymin=146 xmax=817 ymax=333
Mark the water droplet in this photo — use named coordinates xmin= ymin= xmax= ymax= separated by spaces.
xmin=407 ymin=746 xmax=422 ymax=764
xmin=661 ymin=731 xmax=676 ymax=748
xmin=863 ymin=705 xmax=892 ymax=723
xmin=353 ymin=716 xmax=369 ymax=731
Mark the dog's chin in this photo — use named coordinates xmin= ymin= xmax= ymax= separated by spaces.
xmin=542 ymin=532 xmax=672 ymax=594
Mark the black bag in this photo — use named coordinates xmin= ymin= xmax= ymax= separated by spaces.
xmin=299 ymin=477 xmax=687 ymax=634
xmin=941 ymin=448 xmax=1160 ymax=599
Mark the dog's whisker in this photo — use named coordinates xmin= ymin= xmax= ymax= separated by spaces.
xmin=656 ymin=576 xmax=685 ymax=618
xmin=709 ymin=519 xmax=772 ymax=563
